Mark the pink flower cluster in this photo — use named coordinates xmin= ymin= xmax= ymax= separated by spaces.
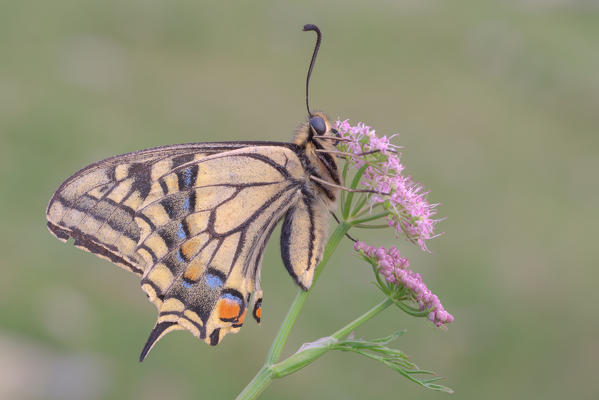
xmin=334 ymin=120 xmax=440 ymax=252
xmin=335 ymin=120 xmax=400 ymax=163
xmin=354 ymin=241 xmax=454 ymax=328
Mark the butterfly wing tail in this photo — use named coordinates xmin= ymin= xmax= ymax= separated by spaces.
xmin=139 ymin=321 xmax=184 ymax=362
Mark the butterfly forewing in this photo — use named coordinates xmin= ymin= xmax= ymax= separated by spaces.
xmin=46 ymin=142 xmax=286 ymax=273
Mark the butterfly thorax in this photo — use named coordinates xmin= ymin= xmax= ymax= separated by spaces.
xmin=293 ymin=112 xmax=340 ymax=206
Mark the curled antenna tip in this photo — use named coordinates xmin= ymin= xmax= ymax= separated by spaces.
xmin=303 ymin=24 xmax=319 ymax=32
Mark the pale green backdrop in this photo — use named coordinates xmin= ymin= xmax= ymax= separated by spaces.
xmin=1 ymin=1 xmax=597 ymax=399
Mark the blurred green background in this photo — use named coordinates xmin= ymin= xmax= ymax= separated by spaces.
xmin=1 ymin=0 xmax=598 ymax=399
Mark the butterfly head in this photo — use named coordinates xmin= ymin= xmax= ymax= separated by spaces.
xmin=309 ymin=114 xmax=327 ymax=136
xmin=293 ymin=111 xmax=338 ymax=147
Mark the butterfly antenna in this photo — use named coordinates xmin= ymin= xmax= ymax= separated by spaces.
xmin=303 ymin=24 xmax=322 ymax=117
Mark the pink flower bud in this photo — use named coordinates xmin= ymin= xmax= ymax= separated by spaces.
xmin=354 ymin=241 xmax=453 ymax=328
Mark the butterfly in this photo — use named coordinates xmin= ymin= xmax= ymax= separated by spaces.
xmin=46 ymin=24 xmax=344 ymax=361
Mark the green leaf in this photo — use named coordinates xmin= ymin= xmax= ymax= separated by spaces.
xmin=331 ymin=332 xmax=454 ymax=394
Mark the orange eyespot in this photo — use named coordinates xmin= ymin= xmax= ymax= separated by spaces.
xmin=218 ymin=298 xmax=240 ymax=321
xmin=252 ymin=298 xmax=263 ymax=323
xmin=217 ymin=292 xmax=245 ymax=322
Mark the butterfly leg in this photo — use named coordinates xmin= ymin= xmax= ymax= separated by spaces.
xmin=309 ymin=175 xmax=389 ymax=195
xmin=328 ymin=210 xmax=358 ymax=242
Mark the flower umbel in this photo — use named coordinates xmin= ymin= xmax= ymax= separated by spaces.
xmin=354 ymin=241 xmax=454 ymax=328
xmin=329 ymin=119 xmax=451 ymax=327
xmin=335 ymin=120 xmax=440 ymax=252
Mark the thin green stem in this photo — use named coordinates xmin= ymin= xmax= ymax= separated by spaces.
xmin=340 ymin=162 xmax=350 ymax=218
xmin=235 ymin=367 xmax=273 ymax=400
xmin=343 ymin=164 xmax=369 ymax=220
xmin=395 ymin=301 xmax=430 ymax=317
xmin=263 ymin=290 xmax=307 ymax=365
xmin=353 ymin=224 xmax=391 ymax=229
xmin=351 ymin=203 xmax=384 ymax=219
xmin=351 ymin=212 xmax=390 ymax=225
xmin=340 ymin=189 xmax=347 ymax=219
xmin=350 ymin=194 xmax=368 ymax=217
xmin=331 ymin=298 xmax=393 ymax=340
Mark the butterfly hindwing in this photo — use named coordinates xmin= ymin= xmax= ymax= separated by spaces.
xmin=74 ymin=145 xmax=311 ymax=357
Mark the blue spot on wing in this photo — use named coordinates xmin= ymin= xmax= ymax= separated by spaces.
xmin=205 ymin=273 xmax=224 ymax=289
xmin=183 ymin=168 xmax=193 ymax=187
xmin=182 ymin=279 xmax=194 ymax=289
xmin=176 ymin=249 xmax=185 ymax=263
xmin=222 ymin=292 xmax=243 ymax=304
xmin=177 ymin=223 xmax=186 ymax=240
xmin=183 ymin=197 xmax=191 ymax=212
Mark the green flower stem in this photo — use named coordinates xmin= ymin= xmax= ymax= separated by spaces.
xmin=351 ymin=212 xmax=390 ymax=225
xmin=351 ymin=202 xmax=383 ymax=219
xmin=395 ymin=301 xmax=430 ymax=317
xmin=235 ymin=366 xmax=273 ymax=400
xmin=343 ymin=164 xmax=369 ymax=219
xmin=350 ymin=194 xmax=368 ymax=217
xmin=236 ymin=221 xmax=351 ymax=400
xmin=353 ymin=223 xmax=391 ymax=229
xmin=331 ymin=297 xmax=393 ymax=340
xmin=340 ymin=162 xmax=350 ymax=217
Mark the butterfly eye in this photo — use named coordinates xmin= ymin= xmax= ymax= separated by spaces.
xmin=309 ymin=116 xmax=327 ymax=136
